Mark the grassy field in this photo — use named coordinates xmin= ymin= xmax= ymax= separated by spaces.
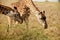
xmin=0 ymin=1 xmax=60 ymax=40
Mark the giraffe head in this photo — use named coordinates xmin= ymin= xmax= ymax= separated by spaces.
xmin=37 ymin=11 xmax=48 ymax=29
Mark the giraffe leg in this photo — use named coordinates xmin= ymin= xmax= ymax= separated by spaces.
xmin=7 ymin=17 xmax=12 ymax=32
xmin=24 ymin=18 xmax=29 ymax=31
xmin=13 ymin=21 xmax=18 ymax=27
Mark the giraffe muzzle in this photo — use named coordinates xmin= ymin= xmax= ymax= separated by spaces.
xmin=43 ymin=21 xmax=48 ymax=29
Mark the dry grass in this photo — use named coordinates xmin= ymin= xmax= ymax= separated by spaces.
xmin=0 ymin=1 xmax=60 ymax=40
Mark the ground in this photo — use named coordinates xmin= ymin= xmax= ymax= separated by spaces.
xmin=0 ymin=1 xmax=60 ymax=40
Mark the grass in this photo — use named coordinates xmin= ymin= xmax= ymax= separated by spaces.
xmin=0 ymin=1 xmax=60 ymax=40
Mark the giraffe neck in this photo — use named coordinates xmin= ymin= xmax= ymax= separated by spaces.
xmin=18 ymin=0 xmax=40 ymax=14
xmin=0 ymin=4 xmax=15 ymax=15
xmin=25 ymin=0 xmax=40 ymax=14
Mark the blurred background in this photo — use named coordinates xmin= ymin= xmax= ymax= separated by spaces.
xmin=0 ymin=0 xmax=60 ymax=40
xmin=33 ymin=0 xmax=60 ymax=2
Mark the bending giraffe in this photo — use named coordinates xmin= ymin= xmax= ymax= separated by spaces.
xmin=11 ymin=0 xmax=48 ymax=29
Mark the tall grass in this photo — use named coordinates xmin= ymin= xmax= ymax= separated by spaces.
xmin=0 ymin=1 xmax=60 ymax=40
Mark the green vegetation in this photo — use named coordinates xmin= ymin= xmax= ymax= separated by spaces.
xmin=0 ymin=2 xmax=60 ymax=40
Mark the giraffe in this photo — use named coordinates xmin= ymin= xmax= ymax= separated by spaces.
xmin=11 ymin=0 xmax=48 ymax=29
xmin=0 ymin=4 xmax=23 ymax=32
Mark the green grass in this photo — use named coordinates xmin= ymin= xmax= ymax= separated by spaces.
xmin=0 ymin=2 xmax=60 ymax=40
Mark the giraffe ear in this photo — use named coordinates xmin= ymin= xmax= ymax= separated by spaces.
xmin=43 ymin=11 xmax=45 ymax=14
xmin=14 ymin=6 xmax=17 ymax=10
